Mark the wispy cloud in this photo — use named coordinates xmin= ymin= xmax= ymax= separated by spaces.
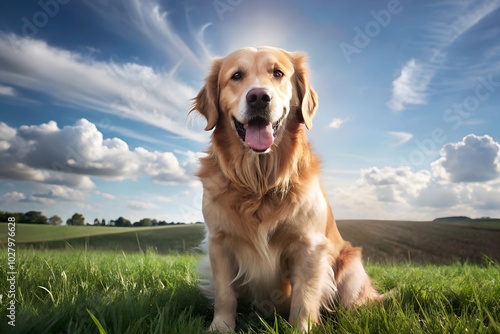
xmin=0 ymin=34 xmax=206 ymax=142
xmin=97 ymin=123 xmax=166 ymax=146
xmin=85 ymin=0 xmax=211 ymax=72
xmin=0 ymin=85 xmax=16 ymax=96
xmin=328 ymin=117 xmax=348 ymax=129
xmin=388 ymin=0 xmax=500 ymax=110
xmin=387 ymin=59 xmax=434 ymax=111
xmin=387 ymin=131 xmax=413 ymax=147
xmin=95 ymin=190 xmax=116 ymax=200
xmin=127 ymin=200 xmax=160 ymax=210
xmin=428 ymin=0 xmax=500 ymax=50
xmin=157 ymin=196 xmax=173 ymax=202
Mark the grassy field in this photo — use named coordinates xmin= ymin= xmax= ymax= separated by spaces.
xmin=0 ymin=223 xmax=163 ymax=243
xmin=0 ymin=221 xmax=499 ymax=333
xmin=2 ymin=220 xmax=499 ymax=264
xmin=0 ymin=223 xmax=206 ymax=254
xmin=0 ymin=249 xmax=499 ymax=333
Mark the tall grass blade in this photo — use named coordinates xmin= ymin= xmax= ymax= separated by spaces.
xmin=87 ymin=309 xmax=107 ymax=334
xmin=38 ymin=286 xmax=55 ymax=304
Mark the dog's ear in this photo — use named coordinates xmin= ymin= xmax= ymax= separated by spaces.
xmin=190 ymin=58 xmax=222 ymax=131
xmin=292 ymin=53 xmax=318 ymax=130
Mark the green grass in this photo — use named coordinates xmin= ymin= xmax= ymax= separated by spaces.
xmin=0 ymin=223 xmax=206 ymax=254
xmin=1 ymin=249 xmax=499 ymax=333
xmin=0 ymin=223 xmax=156 ymax=242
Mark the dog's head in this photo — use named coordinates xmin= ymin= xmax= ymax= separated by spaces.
xmin=191 ymin=47 xmax=318 ymax=153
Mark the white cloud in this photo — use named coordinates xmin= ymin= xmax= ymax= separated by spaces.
xmin=0 ymin=85 xmax=15 ymax=96
xmin=433 ymin=134 xmax=500 ymax=183
xmin=359 ymin=166 xmax=431 ymax=202
xmin=95 ymin=191 xmax=116 ymax=200
xmin=31 ymin=185 xmax=89 ymax=202
xmin=328 ymin=134 xmax=500 ymax=219
xmin=387 ymin=59 xmax=434 ymax=111
xmin=0 ymin=191 xmax=26 ymax=203
xmin=0 ymin=119 xmax=200 ymax=187
xmin=0 ymin=34 xmax=206 ymax=142
xmin=157 ymin=196 xmax=173 ymax=202
xmin=127 ymin=200 xmax=160 ymax=210
xmin=328 ymin=118 xmax=348 ymax=129
xmin=467 ymin=183 xmax=500 ymax=210
xmin=20 ymin=195 xmax=55 ymax=205
xmin=176 ymin=150 xmax=207 ymax=179
xmin=387 ymin=131 xmax=413 ymax=147
xmin=412 ymin=181 xmax=459 ymax=208
xmin=0 ymin=132 xmax=95 ymax=190
xmin=0 ymin=186 xmax=90 ymax=206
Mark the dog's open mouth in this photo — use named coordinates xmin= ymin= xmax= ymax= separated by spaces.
xmin=233 ymin=116 xmax=283 ymax=152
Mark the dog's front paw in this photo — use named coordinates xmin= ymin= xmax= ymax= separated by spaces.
xmin=295 ymin=318 xmax=313 ymax=333
xmin=209 ymin=316 xmax=235 ymax=332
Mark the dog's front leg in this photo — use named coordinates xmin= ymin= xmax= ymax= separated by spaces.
xmin=288 ymin=237 xmax=332 ymax=332
xmin=208 ymin=239 xmax=237 ymax=332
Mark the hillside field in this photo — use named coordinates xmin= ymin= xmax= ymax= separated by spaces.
xmin=1 ymin=219 xmax=499 ymax=264
xmin=0 ymin=223 xmax=205 ymax=254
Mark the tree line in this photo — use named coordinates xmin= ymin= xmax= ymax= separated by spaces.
xmin=0 ymin=210 xmax=201 ymax=226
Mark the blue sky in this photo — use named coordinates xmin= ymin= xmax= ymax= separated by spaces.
xmin=0 ymin=0 xmax=499 ymax=223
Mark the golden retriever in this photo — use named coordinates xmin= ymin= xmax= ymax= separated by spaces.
xmin=191 ymin=46 xmax=382 ymax=332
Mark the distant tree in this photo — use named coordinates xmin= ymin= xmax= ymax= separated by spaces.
xmin=0 ymin=211 xmax=23 ymax=223
xmin=133 ymin=221 xmax=141 ymax=227
xmin=140 ymin=218 xmax=152 ymax=226
xmin=94 ymin=218 xmax=100 ymax=225
xmin=115 ymin=216 xmax=131 ymax=227
xmin=151 ymin=219 xmax=158 ymax=226
xmin=67 ymin=213 xmax=85 ymax=226
xmin=101 ymin=218 xmax=106 ymax=226
xmin=0 ymin=211 xmax=8 ymax=222
xmin=109 ymin=219 xmax=115 ymax=226
xmin=48 ymin=215 xmax=63 ymax=225
xmin=22 ymin=211 xmax=48 ymax=224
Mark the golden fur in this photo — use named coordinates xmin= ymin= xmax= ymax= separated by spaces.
xmin=191 ymin=47 xmax=381 ymax=332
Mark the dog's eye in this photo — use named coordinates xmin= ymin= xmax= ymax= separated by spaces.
xmin=273 ymin=69 xmax=284 ymax=78
xmin=231 ymin=71 xmax=243 ymax=80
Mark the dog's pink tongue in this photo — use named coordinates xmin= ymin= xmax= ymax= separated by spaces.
xmin=245 ymin=119 xmax=274 ymax=151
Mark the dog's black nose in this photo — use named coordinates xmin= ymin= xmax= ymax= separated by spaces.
xmin=246 ymin=88 xmax=271 ymax=109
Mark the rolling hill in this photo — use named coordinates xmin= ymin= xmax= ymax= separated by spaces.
xmin=1 ymin=219 xmax=499 ymax=264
